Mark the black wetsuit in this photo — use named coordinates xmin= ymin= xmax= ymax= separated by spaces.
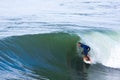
xmin=81 ymin=43 xmax=90 ymax=56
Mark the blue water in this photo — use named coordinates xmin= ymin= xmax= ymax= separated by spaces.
xmin=0 ymin=0 xmax=120 ymax=80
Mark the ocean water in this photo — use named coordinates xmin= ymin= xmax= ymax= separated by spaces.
xmin=0 ymin=0 xmax=120 ymax=80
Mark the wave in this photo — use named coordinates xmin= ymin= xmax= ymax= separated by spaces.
xmin=0 ymin=32 xmax=79 ymax=80
xmin=1 ymin=30 xmax=120 ymax=80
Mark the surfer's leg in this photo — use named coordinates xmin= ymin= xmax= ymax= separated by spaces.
xmin=83 ymin=49 xmax=88 ymax=56
xmin=83 ymin=49 xmax=90 ymax=61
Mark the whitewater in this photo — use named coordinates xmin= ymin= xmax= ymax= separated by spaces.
xmin=0 ymin=0 xmax=120 ymax=80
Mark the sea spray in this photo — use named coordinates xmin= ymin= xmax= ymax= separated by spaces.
xmin=78 ymin=30 xmax=120 ymax=68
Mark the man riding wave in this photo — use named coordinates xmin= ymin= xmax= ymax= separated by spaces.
xmin=78 ymin=42 xmax=91 ymax=61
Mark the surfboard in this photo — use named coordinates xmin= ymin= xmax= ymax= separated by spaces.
xmin=83 ymin=56 xmax=92 ymax=64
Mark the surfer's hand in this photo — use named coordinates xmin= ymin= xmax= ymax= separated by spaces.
xmin=88 ymin=48 xmax=90 ymax=51
xmin=81 ymin=52 xmax=84 ymax=54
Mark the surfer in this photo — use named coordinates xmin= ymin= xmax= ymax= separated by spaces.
xmin=78 ymin=42 xmax=91 ymax=61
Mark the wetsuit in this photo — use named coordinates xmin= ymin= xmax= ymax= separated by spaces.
xmin=80 ymin=43 xmax=90 ymax=56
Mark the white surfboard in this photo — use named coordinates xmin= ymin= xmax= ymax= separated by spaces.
xmin=83 ymin=56 xmax=92 ymax=64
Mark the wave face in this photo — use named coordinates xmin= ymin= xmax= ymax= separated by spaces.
xmin=77 ymin=29 xmax=120 ymax=68
xmin=0 ymin=33 xmax=79 ymax=80
xmin=1 ymin=30 xmax=120 ymax=80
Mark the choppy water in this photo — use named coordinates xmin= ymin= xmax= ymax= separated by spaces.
xmin=0 ymin=0 xmax=120 ymax=80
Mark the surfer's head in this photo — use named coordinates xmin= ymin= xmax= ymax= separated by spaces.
xmin=78 ymin=42 xmax=81 ymax=47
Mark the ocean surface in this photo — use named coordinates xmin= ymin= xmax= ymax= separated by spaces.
xmin=0 ymin=0 xmax=120 ymax=80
